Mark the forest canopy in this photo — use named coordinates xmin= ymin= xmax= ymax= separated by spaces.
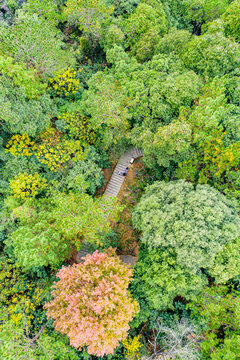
xmin=0 ymin=0 xmax=240 ymax=359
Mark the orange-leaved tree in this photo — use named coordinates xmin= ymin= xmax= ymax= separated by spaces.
xmin=45 ymin=249 xmax=139 ymax=356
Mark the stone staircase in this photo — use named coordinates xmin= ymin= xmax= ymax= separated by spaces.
xmin=104 ymin=148 xmax=144 ymax=198
xmin=77 ymin=148 xmax=143 ymax=264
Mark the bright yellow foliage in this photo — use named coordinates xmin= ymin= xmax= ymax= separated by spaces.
xmin=5 ymin=134 xmax=34 ymax=156
xmin=198 ymin=131 xmax=240 ymax=182
xmin=123 ymin=335 xmax=142 ymax=360
xmin=9 ymin=172 xmax=47 ymax=199
xmin=58 ymin=112 xmax=96 ymax=145
xmin=35 ymin=127 xmax=84 ymax=170
xmin=0 ymin=259 xmax=44 ymax=327
xmin=5 ymin=127 xmax=85 ymax=172
xmin=49 ymin=68 xmax=81 ymax=97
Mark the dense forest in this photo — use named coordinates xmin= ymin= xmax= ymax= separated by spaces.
xmin=0 ymin=0 xmax=240 ymax=358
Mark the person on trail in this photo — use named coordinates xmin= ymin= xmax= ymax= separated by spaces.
xmin=123 ymin=167 xmax=129 ymax=176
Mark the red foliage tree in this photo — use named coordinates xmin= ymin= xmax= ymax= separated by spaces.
xmin=45 ymin=249 xmax=139 ymax=356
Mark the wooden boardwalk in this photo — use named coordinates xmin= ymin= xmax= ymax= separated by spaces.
xmin=77 ymin=148 xmax=143 ymax=264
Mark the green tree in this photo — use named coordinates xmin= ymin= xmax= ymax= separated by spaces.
xmin=209 ymin=237 xmax=240 ymax=284
xmin=0 ymin=254 xmax=78 ymax=359
xmin=176 ymin=80 xmax=240 ymax=199
xmin=156 ymin=27 xmax=192 ymax=55
xmin=137 ymin=119 xmax=191 ymax=168
xmin=0 ymin=14 xmax=75 ymax=77
xmin=19 ymin=0 xmax=64 ymax=24
xmin=102 ymin=24 xmax=125 ymax=51
xmin=160 ymin=0 xmax=191 ymax=29
xmin=6 ymin=211 xmax=70 ymax=270
xmin=63 ymin=0 xmax=113 ymax=39
xmin=105 ymin=48 xmax=201 ymax=148
xmin=0 ymin=76 xmax=55 ymax=136
xmin=132 ymin=180 xmax=240 ymax=313
xmin=0 ymin=155 xmax=41 ymax=196
xmin=65 ymin=147 xmax=104 ymax=195
xmin=184 ymin=0 xmax=228 ymax=26
xmin=132 ymin=245 xmax=207 ymax=313
xmin=0 ymin=308 xmax=79 ymax=360
xmin=132 ymin=180 xmax=240 ymax=273
xmin=188 ymin=285 xmax=240 ymax=359
xmin=222 ymin=0 xmax=240 ymax=42
xmin=105 ymin=0 xmax=140 ymax=15
xmin=81 ymin=70 xmax=133 ymax=150
xmin=181 ymin=31 xmax=240 ymax=78
xmin=5 ymin=192 xmax=122 ymax=270
xmin=123 ymin=0 xmax=167 ymax=61
xmin=0 ymin=55 xmax=46 ymax=99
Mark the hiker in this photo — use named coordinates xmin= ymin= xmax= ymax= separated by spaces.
xmin=123 ymin=167 xmax=129 ymax=176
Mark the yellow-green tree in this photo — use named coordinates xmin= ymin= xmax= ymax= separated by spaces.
xmin=9 ymin=172 xmax=47 ymax=199
xmin=5 ymin=192 xmax=123 ymax=270
xmin=63 ymin=0 xmax=113 ymax=39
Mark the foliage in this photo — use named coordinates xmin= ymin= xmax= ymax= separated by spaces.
xmin=66 ymin=150 xmax=104 ymax=195
xmin=121 ymin=49 xmax=200 ymax=119
xmin=0 ymin=14 xmax=75 ymax=77
xmin=140 ymin=119 xmax=192 ymax=168
xmin=6 ymin=212 xmax=70 ymax=271
xmin=105 ymin=0 xmax=140 ymax=15
xmin=178 ymin=131 xmax=240 ymax=198
xmin=50 ymin=192 xmax=122 ymax=244
xmin=1 ymin=0 xmax=240 ymax=356
xmin=103 ymin=24 xmax=125 ymax=51
xmin=184 ymin=0 xmax=228 ymax=25
xmin=222 ymin=0 xmax=240 ymax=42
xmin=0 ymin=256 xmax=50 ymax=328
xmin=49 ymin=68 xmax=82 ymax=99
xmin=156 ymin=27 xmax=192 ymax=55
xmin=155 ymin=70 xmax=201 ymax=113
xmin=104 ymin=49 xmax=201 ymax=153
xmin=96 ymin=229 xmax=120 ymax=250
xmin=209 ymin=237 xmax=240 ymax=284
xmin=63 ymin=0 xmax=113 ymax=39
xmin=160 ymin=0 xmax=191 ymax=30
xmin=132 ymin=245 xmax=207 ymax=312
xmin=9 ymin=172 xmax=47 ymax=199
xmin=0 ymin=155 xmax=42 ymax=196
xmin=58 ymin=112 xmax=96 ymax=145
xmin=45 ymin=249 xmax=139 ymax=356
xmin=0 ymin=308 xmax=79 ymax=360
xmin=181 ymin=31 xmax=240 ymax=78
xmin=6 ymin=127 xmax=86 ymax=172
xmin=123 ymin=0 xmax=167 ymax=61
xmin=0 ymin=55 xmax=46 ymax=99
xmin=5 ymin=192 xmax=123 ymax=270
xmin=0 ymin=76 xmax=55 ymax=136
xmin=132 ymin=180 xmax=240 ymax=274
xmin=122 ymin=335 xmax=142 ymax=360
xmin=179 ymin=80 xmax=232 ymax=143
xmin=176 ymin=80 xmax=240 ymax=199
xmin=82 ymin=70 xmax=132 ymax=149
xmin=34 ymin=127 xmax=84 ymax=171
xmin=188 ymin=285 xmax=240 ymax=359
xmin=19 ymin=0 xmax=64 ymax=24
xmin=6 ymin=134 xmax=35 ymax=157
